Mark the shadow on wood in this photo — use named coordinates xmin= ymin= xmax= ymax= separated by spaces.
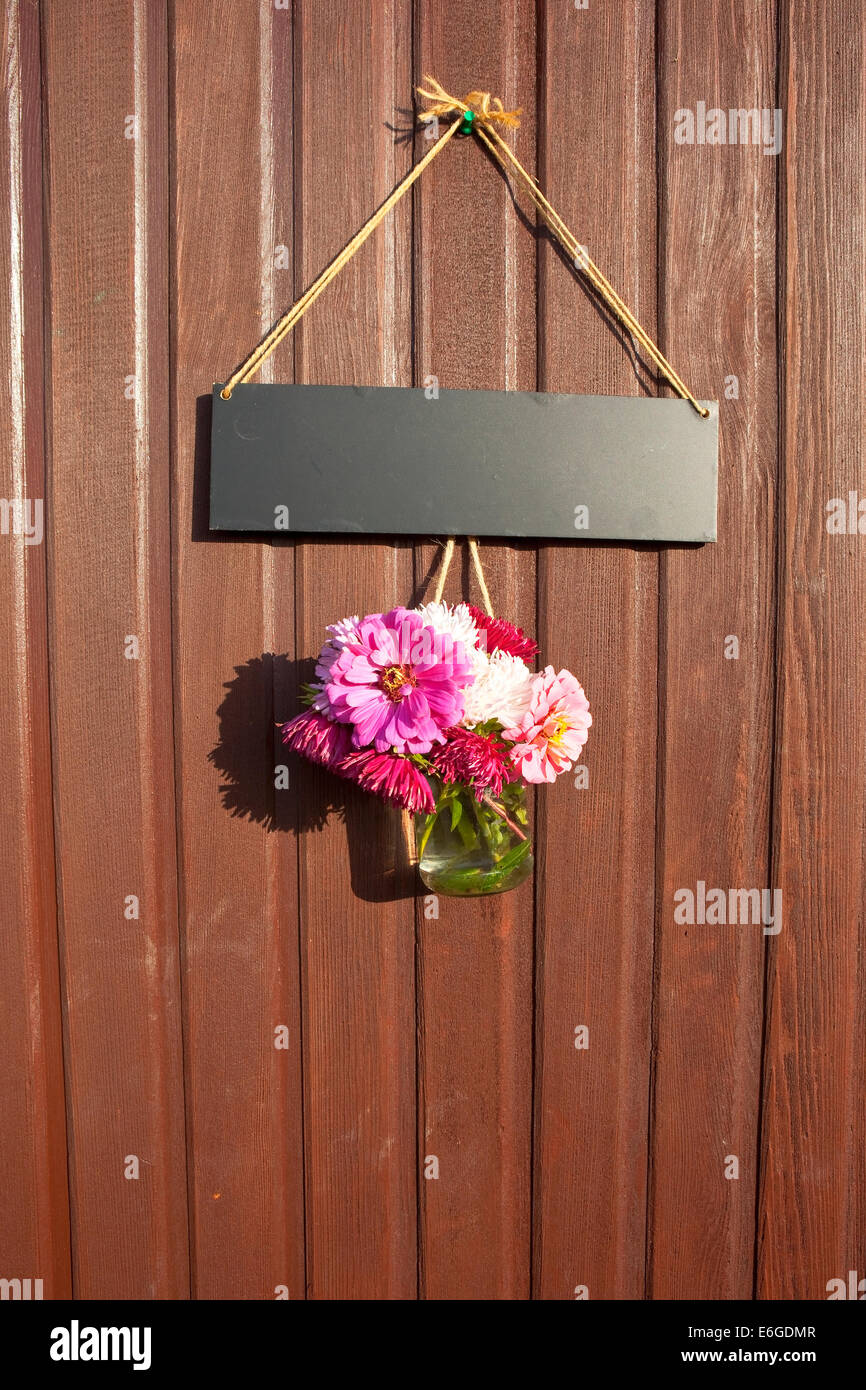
xmin=209 ymin=652 xmax=418 ymax=902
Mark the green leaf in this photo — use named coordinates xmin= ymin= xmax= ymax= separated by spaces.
xmin=456 ymin=810 xmax=479 ymax=850
xmin=415 ymin=808 xmax=439 ymax=861
xmin=493 ymin=838 xmax=532 ymax=875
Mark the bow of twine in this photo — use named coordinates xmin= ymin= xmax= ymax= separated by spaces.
xmin=415 ymin=76 xmax=522 ymax=131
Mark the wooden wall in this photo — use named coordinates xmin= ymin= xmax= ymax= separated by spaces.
xmin=1 ymin=0 xmax=863 ymax=1300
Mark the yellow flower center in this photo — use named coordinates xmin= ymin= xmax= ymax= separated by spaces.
xmin=381 ymin=664 xmax=415 ymax=702
xmin=547 ymin=714 xmax=569 ymax=746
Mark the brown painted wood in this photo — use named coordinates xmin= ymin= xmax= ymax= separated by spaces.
xmin=532 ymin=0 xmax=657 ymax=1301
xmin=413 ymin=0 xmax=537 ymax=1300
xmin=3 ymin=0 xmax=865 ymax=1304
xmin=649 ymin=0 xmax=778 ymax=1300
xmin=171 ymin=0 xmax=305 ymax=1299
xmin=757 ymin=0 xmax=866 ymax=1300
xmin=0 ymin=0 xmax=70 ymax=1298
xmin=41 ymin=0 xmax=187 ymax=1296
xmin=293 ymin=0 xmax=417 ymax=1299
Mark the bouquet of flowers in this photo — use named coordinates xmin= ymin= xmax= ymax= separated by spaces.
xmin=281 ymin=602 xmax=591 ymax=896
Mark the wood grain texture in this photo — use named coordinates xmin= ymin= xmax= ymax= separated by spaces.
xmin=413 ymin=0 xmax=537 ymax=1300
xmin=649 ymin=0 xmax=777 ymax=1299
xmin=293 ymin=0 xmax=417 ymax=1299
xmin=0 ymin=0 xmax=70 ymax=1297
xmin=757 ymin=0 xmax=866 ymax=1299
xmin=42 ymin=0 xmax=187 ymax=1296
xmin=171 ymin=0 xmax=305 ymax=1299
xmin=2 ymin=0 xmax=865 ymax=1303
xmin=532 ymin=0 xmax=657 ymax=1301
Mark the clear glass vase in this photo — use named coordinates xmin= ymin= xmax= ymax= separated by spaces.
xmin=415 ymin=776 xmax=533 ymax=897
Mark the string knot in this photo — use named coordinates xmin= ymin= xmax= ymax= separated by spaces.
xmin=416 ymin=75 xmax=522 ymax=132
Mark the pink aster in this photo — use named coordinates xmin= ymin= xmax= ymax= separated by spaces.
xmin=431 ymin=726 xmax=517 ymax=801
xmin=339 ymin=749 xmax=435 ymax=814
xmin=280 ymin=708 xmax=353 ymax=772
xmin=325 ymin=607 xmax=473 ymax=755
xmin=310 ymin=616 xmax=363 ymax=712
xmin=466 ymin=604 xmax=538 ymax=661
xmin=503 ymin=665 xmax=592 ymax=784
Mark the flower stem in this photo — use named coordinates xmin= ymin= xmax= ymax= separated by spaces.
xmin=415 ymin=806 xmax=439 ymax=861
xmin=480 ymin=793 xmax=527 ymax=841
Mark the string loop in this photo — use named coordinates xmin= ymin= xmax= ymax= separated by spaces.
xmin=428 ymin=536 xmax=495 ymax=617
xmin=218 ymin=74 xmax=706 ymax=417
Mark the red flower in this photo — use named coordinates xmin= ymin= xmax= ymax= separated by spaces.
xmin=431 ymin=726 xmax=517 ymax=800
xmin=465 ymin=605 xmax=538 ymax=661
xmin=281 ymin=709 xmax=353 ymax=772
xmin=339 ymin=749 xmax=435 ymax=814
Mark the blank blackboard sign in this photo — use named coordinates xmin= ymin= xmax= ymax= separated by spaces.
xmin=209 ymin=383 xmax=718 ymax=542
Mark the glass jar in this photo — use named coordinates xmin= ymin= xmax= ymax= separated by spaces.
xmin=415 ymin=776 xmax=533 ymax=897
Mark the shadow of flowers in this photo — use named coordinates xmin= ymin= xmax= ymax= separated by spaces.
xmin=209 ymin=652 xmax=418 ymax=902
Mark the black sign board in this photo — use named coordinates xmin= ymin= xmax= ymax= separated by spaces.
xmin=209 ymin=383 xmax=718 ymax=542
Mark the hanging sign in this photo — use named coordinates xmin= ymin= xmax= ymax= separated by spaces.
xmin=208 ymin=79 xmax=720 ymax=547
xmin=209 ymin=383 xmax=718 ymax=541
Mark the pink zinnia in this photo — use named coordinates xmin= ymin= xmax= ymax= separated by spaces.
xmin=466 ymin=604 xmax=538 ymax=661
xmin=339 ymin=749 xmax=435 ymax=814
xmin=503 ymin=665 xmax=591 ymax=784
xmin=281 ymin=708 xmax=353 ymax=772
xmin=325 ymin=607 xmax=473 ymax=755
xmin=431 ymin=726 xmax=517 ymax=800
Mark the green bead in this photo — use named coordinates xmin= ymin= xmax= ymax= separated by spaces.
xmin=459 ymin=108 xmax=474 ymax=133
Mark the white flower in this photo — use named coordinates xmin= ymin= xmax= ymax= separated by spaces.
xmin=414 ymin=600 xmax=487 ymax=676
xmin=461 ymin=649 xmax=534 ymax=728
xmin=312 ymin=615 xmax=361 ymax=709
xmin=326 ymin=615 xmax=362 ymax=647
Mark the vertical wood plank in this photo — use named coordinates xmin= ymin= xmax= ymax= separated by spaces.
xmin=414 ymin=0 xmax=537 ymax=1300
xmin=533 ymin=0 xmax=657 ymax=1301
xmin=650 ymin=0 xmax=778 ymax=1300
xmin=757 ymin=0 xmax=866 ymax=1299
xmin=172 ymin=0 xmax=305 ymax=1299
xmin=0 ymin=0 xmax=70 ymax=1297
xmin=293 ymin=0 xmax=417 ymax=1300
xmin=42 ymin=0 xmax=187 ymax=1296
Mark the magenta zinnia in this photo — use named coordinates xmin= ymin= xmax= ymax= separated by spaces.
xmin=324 ymin=607 xmax=473 ymax=755
xmin=281 ymin=708 xmax=353 ymax=771
xmin=339 ymin=749 xmax=435 ymax=813
xmin=465 ymin=604 xmax=538 ymax=661
xmin=431 ymin=726 xmax=517 ymax=800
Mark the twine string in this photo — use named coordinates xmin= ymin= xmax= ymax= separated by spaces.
xmin=221 ymin=74 xmax=705 ymax=415
xmin=219 ymin=113 xmax=461 ymax=399
xmin=429 ymin=536 xmax=494 ymax=616
xmin=418 ymin=77 xmax=709 ymax=418
xmin=431 ymin=537 xmax=456 ymax=604
xmin=468 ymin=538 xmax=494 ymax=616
